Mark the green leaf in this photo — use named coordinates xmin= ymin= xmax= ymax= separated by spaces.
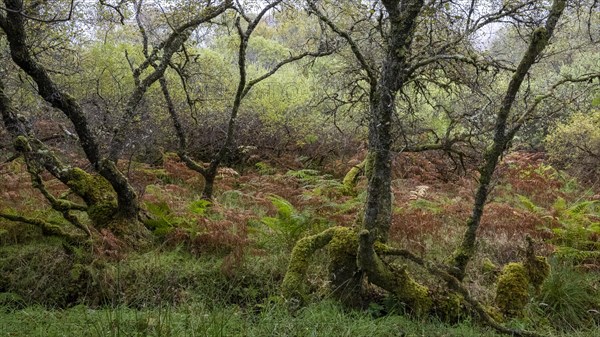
xmin=145 ymin=201 xmax=171 ymax=217
xmin=189 ymin=199 xmax=212 ymax=216
xmin=592 ymin=95 xmax=600 ymax=107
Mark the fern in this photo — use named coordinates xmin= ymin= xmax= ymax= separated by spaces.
xmin=285 ymin=169 xmax=321 ymax=184
xmin=518 ymin=194 xmax=544 ymax=213
xmin=520 ymin=195 xmax=600 ymax=263
xmin=189 ymin=199 xmax=212 ymax=216
xmin=260 ymin=194 xmax=328 ymax=249
xmin=568 ymin=200 xmax=596 ymax=216
xmin=145 ymin=201 xmax=187 ymax=236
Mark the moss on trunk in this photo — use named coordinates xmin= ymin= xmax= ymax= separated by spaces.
xmin=66 ymin=168 xmax=119 ymax=226
xmin=342 ymin=161 xmax=365 ymax=195
xmin=358 ymin=230 xmax=431 ymax=316
xmin=281 ymin=227 xmax=340 ymax=303
xmin=327 ymin=227 xmax=362 ymax=305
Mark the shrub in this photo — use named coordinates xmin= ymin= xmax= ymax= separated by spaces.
xmin=545 ymin=110 xmax=600 ymax=182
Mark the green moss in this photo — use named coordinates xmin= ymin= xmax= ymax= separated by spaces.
xmin=447 ymin=245 xmax=473 ymax=279
xmin=328 ymin=227 xmax=357 ymax=262
xmin=358 ymin=230 xmax=431 ymax=316
xmin=66 ymin=168 xmax=117 ymax=225
xmin=327 ymin=227 xmax=361 ymax=304
xmin=342 ymin=161 xmax=365 ymax=195
xmin=13 ymin=136 xmax=32 ymax=152
xmin=525 ymin=255 xmax=550 ymax=294
xmin=281 ymin=227 xmax=339 ymax=303
xmin=524 ymin=237 xmax=550 ymax=294
xmin=433 ymin=292 xmax=464 ymax=322
xmin=481 ymin=258 xmax=497 ymax=274
xmin=485 ymin=305 xmax=505 ymax=323
xmin=495 ymin=262 xmax=529 ymax=317
xmin=394 ymin=266 xmax=432 ymax=316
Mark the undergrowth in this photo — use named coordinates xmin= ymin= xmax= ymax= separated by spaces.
xmin=2 ymin=152 xmax=600 ymax=336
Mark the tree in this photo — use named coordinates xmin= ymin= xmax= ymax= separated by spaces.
xmin=280 ymin=1 xmax=599 ymax=335
xmin=0 ymin=0 xmax=233 ymax=245
xmin=545 ymin=109 xmax=600 ymax=182
xmin=161 ymin=0 xmax=332 ymax=199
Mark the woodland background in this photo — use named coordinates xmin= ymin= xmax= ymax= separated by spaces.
xmin=1 ymin=0 xmax=600 ymax=336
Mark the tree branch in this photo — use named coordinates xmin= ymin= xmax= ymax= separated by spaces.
xmin=0 ymin=212 xmax=85 ymax=245
xmin=306 ymin=1 xmax=376 ymax=85
xmin=0 ymin=0 xmax=74 ymax=23
xmin=108 ymin=0 xmax=233 ymax=160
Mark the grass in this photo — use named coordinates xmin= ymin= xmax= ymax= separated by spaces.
xmin=3 ymin=301 xmax=600 ymax=336
xmin=534 ymin=260 xmax=600 ymax=331
xmin=0 ymin=301 xmax=505 ymax=337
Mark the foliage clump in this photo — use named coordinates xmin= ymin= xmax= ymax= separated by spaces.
xmin=538 ymin=261 xmax=600 ymax=330
xmin=545 ymin=110 xmax=600 ymax=182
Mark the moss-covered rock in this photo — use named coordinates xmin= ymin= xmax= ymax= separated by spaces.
xmin=495 ymin=262 xmax=529 ymax=317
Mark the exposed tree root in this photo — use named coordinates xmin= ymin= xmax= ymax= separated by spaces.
xmin=358 ymin=230 xmax=431 ymax=316
xmin=282 ymin=227 xmax=545 ymax=337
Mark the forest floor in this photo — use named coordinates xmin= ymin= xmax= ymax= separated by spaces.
xmin=1 ymin=150 xmax=600 ymax=336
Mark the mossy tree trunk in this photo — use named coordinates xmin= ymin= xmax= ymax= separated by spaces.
xmin=303 ymin=0 xmax=430 ymax=311
xmin=284 ymin=2 xmax=565 ymax=335
xmin=0 ymin=0 xmax=140 ymax=235
xmin=0 ymin=76 xmax=137 ymax=243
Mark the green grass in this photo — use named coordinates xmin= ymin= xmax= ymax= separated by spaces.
xmin=4 ymin=301 xmax=600 ymax=337
xmin=0 ymin=301 xmax=505 ymax=337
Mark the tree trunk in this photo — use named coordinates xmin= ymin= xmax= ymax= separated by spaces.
xmin=450 ymin=0 xmax=567 ymax=281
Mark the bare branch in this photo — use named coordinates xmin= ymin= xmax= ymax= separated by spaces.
xmin=507 ymin=72 xmax=600 ymax=138
xmin=99 ymin=0 xmax=127 ymax=25
xmin=242 ymin=49 xmax=334 ymax=99
xmin=306 ymin=1 xmax=376 ymax=85
xmin=0 ymin=0 xmax=74 ymax=23
xmin=108 ymin=0 xmax=233 ymax=160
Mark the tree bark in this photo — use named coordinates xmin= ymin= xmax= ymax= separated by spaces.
xmin=362 ymin=0 xmax=424 ymax=242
